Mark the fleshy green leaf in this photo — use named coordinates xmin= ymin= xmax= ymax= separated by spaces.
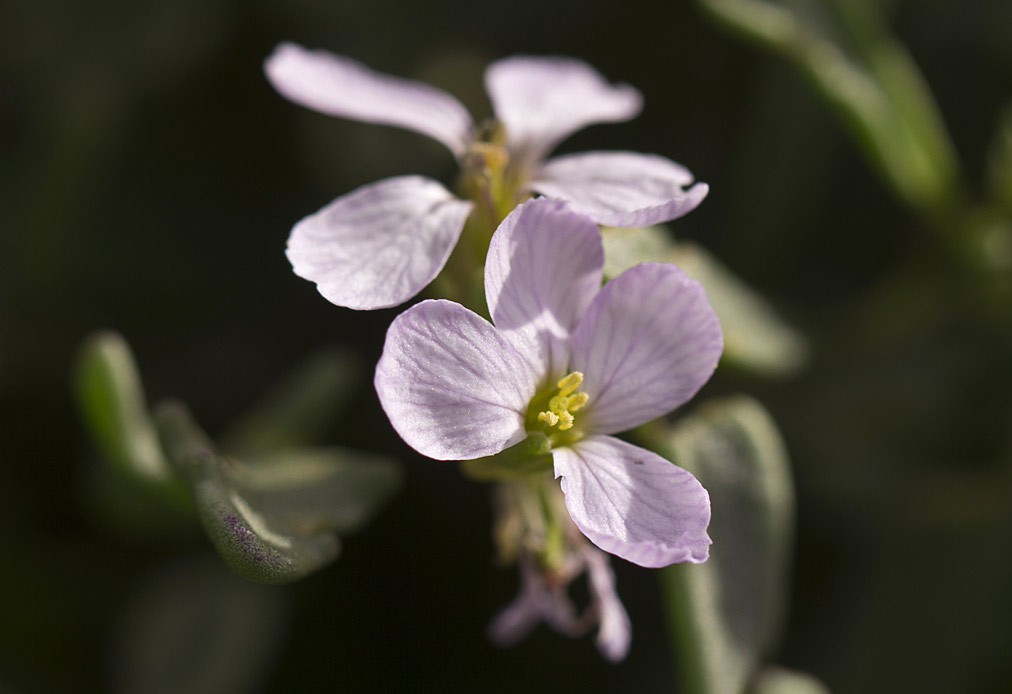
xmin=602 ymin=226 xmax=808 ymax=376
xmin=233 ymin=448 xmax=403 ymax=535
xmin=155 ymin=401 xmax=401 ymax=584
xmin=695 ymin=0 xmax=962 ymax=218
xmin=72 ymin=331 xmax=172 ymax=483
xmin=218 ymin=348 xmax=362 ymax=458
xmin=111 ymin=557 xmax=289 ymax=694
xmin=655 ymin=396 xmax=795 ymax=694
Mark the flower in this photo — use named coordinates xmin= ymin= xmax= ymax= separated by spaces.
xmin=488 ymin=480 xmax=633 ymax=661
xmin=489 ymin=543 xmax=632 ymax=662
xmin=265 ymin=43 xmax=709 ymax=310
xmin=374 ymin=198 xmax=722 ymax=567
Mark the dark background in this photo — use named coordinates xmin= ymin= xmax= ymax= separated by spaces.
xmin=3 ymin=0 xmax=1012 ymax=691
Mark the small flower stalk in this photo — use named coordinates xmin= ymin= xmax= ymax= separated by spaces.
xmin=489 ymin=478 xmax=632 ymax=661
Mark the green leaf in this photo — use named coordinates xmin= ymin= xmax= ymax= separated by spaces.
xmin=600 ymin=224 xmax=676 ymax=280
xmin=111 ymin=557 xmax=289 ymax=694
xmin=155 ymin=401 xmax=400 ymax=584
xmin=748 ymin=666 xmax=832 ymax=694
xmin=695 ymin=0 xmax=962 ymax=219
xmin=72 ymin=331 xmax=172 ymax=484
xmin=602 ymin=227 xmax=808 ymax=376
xmin=671 ymin=241 xmax=809 ymax=377
xmin=655 ymin=396 xmax=795 ymax=694
xmin=233 ymin=447 xmax=403 ymax=536
xmin=218 ymin=348 xmax=362 ymax=458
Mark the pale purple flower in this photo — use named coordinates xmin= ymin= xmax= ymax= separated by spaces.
xmin=489 ymin=545 xmax=631 ymax=662
xmin=374 ymin=199 xmax=722 ymax=567
xmin=265 ymin=43 xmax=709 ymax=310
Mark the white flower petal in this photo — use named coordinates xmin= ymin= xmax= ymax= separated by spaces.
xmin=485 ymin=56 xmax=642 ymax=168
xmin=374 ymin=300 xmax=539 ymax=461
xmin=485 ymin=199 xmax=603 ymax=381
xmin=285 ymin=176 xmax=473 ymax=310
xmin=265 ymin=42 xmax=474 ymax=157
xmin=531 ymin=151 xmax=708 ymax=227
xmin=554 ymin=436 xmax=711 ymax=568
xmin=571 ymin=263 xmax=723 ymax=434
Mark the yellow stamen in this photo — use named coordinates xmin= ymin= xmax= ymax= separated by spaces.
xmin=567 ymin=392 xmax=589 ymax=412
xmin=536 ymin=372 xmax=588 ymax=433
xmin=556 ymin=372 xmax=583 ymax=397
xmin=538 ymin=411 xmax=559 ymax=427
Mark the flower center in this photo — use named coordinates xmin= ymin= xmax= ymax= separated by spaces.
xmin=458 ymin=118 xmax=528 ymax=231
xmin=536 ymin=372 xmax=589 ymax=432
xmin=462 ymin=118 xmax=510 ymax=180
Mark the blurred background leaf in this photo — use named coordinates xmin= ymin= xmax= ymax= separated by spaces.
xmin=73 ymin=331 xmax=172 ymax=485
xmin=219 ymin=348 xmax=362 ymax=458
xmin=694 ymin=0 xmax=962 ymax=220
xmin=749 ymin=666 xmax=831 ymax=694
xmin=656 ymin=396 xmax=795 ymax=694
xmin=109 ymin=556 xmax=289 ymax=694
xmin=603 ymin=226 xmax=808 ymax=376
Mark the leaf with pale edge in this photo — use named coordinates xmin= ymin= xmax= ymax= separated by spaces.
xmin=656 ymin=395 xmax=794 ymax=694
xmin=155 ymin=402 xmax=401 ymax=584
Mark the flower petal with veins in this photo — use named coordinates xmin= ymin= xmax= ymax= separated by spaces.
xmin=531 ymin=151 xmax=709 ymax=227
xmin=286 ymin=176 xmax=473 ymax=310
xmin=265 ymin=43 xmax=473 ymax=157
xmin=554 ymin=436 xmax=711 ymax=568
xmin=375 ymin=299 xmax=538 ymax=460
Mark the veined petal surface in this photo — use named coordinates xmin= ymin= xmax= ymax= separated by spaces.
xmin=485 ymin=199 xmax=603 ymax=381
xmin=485 ymin=56 xmax=641 ymax=167
xmin=554 ymin=436 xmax=711 ymax=567
xmin=285 ymin=176 xmax=473 ymax=310
xmin=571 ymin=263 xmax=722 ymax=435
xmin=531 ymin=151 xmax=709 ymax=227
xmin=265 ymin=43 xmax=474 ymax=157
xmin=375 ymin=300 xmax=538 ymax=460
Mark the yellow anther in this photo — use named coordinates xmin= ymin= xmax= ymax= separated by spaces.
xmin=567 ymin=392 xmax=589 ymax=412
xmin=557 ymin=411 xmax=575 ymax=431
xmin=556 ymin=372 xmax=583 ymax=397
xmin=538 ymin=411 xmax=560 ymax=427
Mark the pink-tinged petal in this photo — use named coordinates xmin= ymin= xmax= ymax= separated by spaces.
xmin=583 ymin=546 xmax=631 ymax=662
xmin=571 ymin=263 xmax=722 ymax=434
xmin=554 ymin=436 xmax=711 ymax=568
xmin=485 ymin=199 xmax=604 ymax=381
xmin=530 ymin=151 xmax=709 ymax=227
xmin=485 ymin=56 xmax=642 ymax=167
xmin=374 ymin=300 xmax=538 ymax=461
xmin=285 ymin=176 xmax=473 ymax=310
xmin=265 ymin=43 xmax=474 ymax=157
xmin=488 ymin=554 xmax=583 ymax=646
